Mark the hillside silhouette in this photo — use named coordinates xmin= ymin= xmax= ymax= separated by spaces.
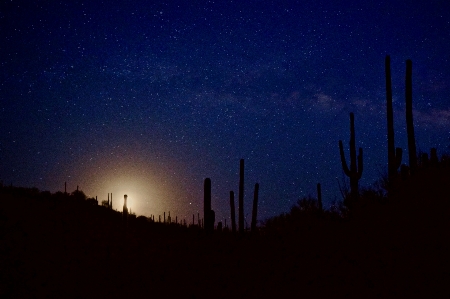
xmin=1 ymin=160 xmax=449 ymax=298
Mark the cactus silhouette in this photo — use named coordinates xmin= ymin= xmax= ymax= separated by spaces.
xmin=230 ymin=191 xmax=236 ymax=234
xmin=339 ymin=112 xmax=363 ymax=208
xmin=204 ymin=178 xmax=211 ymax=219
xmin=209 ymin=209 xmax=215 ymax=231
xmin=317 ymin=183 xmax=323 ymax=212
xmin=123 ymin=194 xmax=128 ymax=229
xmin=204 ymin=178 xmax=214 ymax=233
xmin=385 ymin=56 xmax=403 ymax=179
xmin=238 ymin=159 xmax=245 ymax=235
xmin=405 ymin=59 xmax=417 ymax=173
xmin=251 ymin=183 xmax=259 ymax=233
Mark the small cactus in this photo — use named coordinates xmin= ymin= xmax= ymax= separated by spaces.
xmin=123 ymin=194 xmax=128 ymax=229
xmin=238 ymin=159 xmax=245 ymax=235
xmin=230 ymin=191 xmax=236 ymax=234
xmin=251 ymin=183 xmax=259 ymax=233
xmin=317 ymin=183 xmax=323 ymax=213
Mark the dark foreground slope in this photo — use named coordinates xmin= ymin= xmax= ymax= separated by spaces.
xmin=1 ymin=168 xmax=449 ymax=299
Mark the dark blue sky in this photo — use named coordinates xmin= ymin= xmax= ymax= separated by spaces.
xmin=1 ymin=0 xmax=449 ymax=223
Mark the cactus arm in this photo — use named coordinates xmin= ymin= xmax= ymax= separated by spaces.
xmin=339 ymin=140 xmax=351 ymax=177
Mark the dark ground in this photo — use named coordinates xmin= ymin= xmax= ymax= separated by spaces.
xmin=1 ymin=167 xmax=449 ymax=298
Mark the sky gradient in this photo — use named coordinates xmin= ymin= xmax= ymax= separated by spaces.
xmin=1 ymin=0 xmax=449 ymax=224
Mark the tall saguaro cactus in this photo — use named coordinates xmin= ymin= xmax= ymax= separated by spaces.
xmin=405 ymin=59 xmax=417 ymax=174
xmin=339 ymin=112 xmax=363 ymax=208
xmin=204 ymin=178 xmax=214 ymax=233
xmin=385 ymin=56 xmax=403 ymax=179
xmin=230 ymin=191 xmax=236 ymax=234
xmin=238 ymin=159 xmax=245 ymax=235
xmin=204 ymin=178 xmax=211 ymax=229
xmin=251 ymin=183 xmax=259 ymax=233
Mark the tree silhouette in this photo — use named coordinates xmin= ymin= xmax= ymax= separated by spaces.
xmin=71 ymin=189 xmax=87 ymax=201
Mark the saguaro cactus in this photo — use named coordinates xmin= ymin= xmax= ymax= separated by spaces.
xmin=230 ymin=191 xmax=236 ymax=234
xmin=209 ymin=210 xmax=215 ymax=231
xmin=385 ymin=56 xmax=403 ymax=179
xmin=123 ymin=194 xmax=128 ymax=228
xmin=204 ymin=178 xmax=214 ymax=233
xmin=405 ymin=59 xmax=417 ymax=173
xmin=317 ymin=183 xmax=323 ymax=212
xmin=238 ymin=159 xmax=245 ymax=234
xmin=251 ymin=183 xmax=259 ymax=233
xmin=339 ymin=112 xmax=363 ymax=208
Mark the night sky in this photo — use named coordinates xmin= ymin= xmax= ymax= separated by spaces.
xmin=1 ymin=0 xmax=449 ymax=224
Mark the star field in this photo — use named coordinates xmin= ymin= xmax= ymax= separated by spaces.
xmin=1 ymin=0 xmax=449 ymax=223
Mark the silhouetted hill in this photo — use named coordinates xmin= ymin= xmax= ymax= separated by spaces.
xmin=1 ymin=166 xmax=449 ymax=298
